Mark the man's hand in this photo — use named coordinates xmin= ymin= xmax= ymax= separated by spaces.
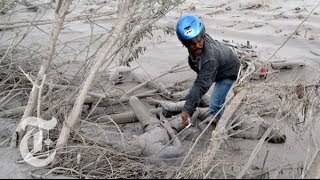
xmin=181 ymin=111 xmax=191 ymax=127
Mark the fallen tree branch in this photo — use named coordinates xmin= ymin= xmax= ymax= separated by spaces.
xmin=0 ymin=106 xmax=26 ymax=117
xmin=119 ymin=64 xmax=188 ymax=101
xmin=0 ymin=11 xmax=116 ymax=30
xmin=96 ymin=107 xmax=162 ymax=124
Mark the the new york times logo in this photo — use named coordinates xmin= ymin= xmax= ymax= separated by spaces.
xmin=19 ymin=117 xmax=57 ymax=167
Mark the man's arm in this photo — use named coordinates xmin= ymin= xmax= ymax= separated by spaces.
xmin=183 ymin=59 xmax=218 ymax=116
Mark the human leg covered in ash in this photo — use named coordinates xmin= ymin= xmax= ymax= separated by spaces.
xmin=147 ymin=96 xmax=215 ymax=129
xmin=129 ymin=96 xmax=185 ymax=158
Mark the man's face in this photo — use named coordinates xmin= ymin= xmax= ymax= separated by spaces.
xmin=185 ymin=37 xmax=204 ymax=57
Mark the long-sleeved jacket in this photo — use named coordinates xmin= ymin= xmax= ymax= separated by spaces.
xmin=183 ymin=34 xmax=240 ymax=116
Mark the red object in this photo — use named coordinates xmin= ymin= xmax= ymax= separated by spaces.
xmin=259 ymin=67 xmax=268 ymax=79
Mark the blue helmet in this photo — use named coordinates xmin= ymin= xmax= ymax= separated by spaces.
xmin=176 ymin=15 xmax=205 ymax=45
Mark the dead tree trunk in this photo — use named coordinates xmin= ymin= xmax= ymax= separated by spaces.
xmin=12 ymin=0 xmax=72 ymax=147
xmin=56 ymin=0 xmax=135 ymax=149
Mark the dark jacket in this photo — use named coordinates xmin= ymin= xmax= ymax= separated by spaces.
xmin=184 ymin=34 xmax=240 ymax=116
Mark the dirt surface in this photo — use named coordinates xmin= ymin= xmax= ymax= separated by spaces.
xmin=0 ymin=0 xmax=320 ymax=179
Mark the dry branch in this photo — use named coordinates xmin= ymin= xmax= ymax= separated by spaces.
xmin=12 ymin=0 xmax=72 ymax=147
xmin=201 ymin=88 xmax=248 ymax=171
xmin=119 ymin=64 xmax=188 ymax=101
xmin=176 ymin=86 xmax=248 ymax=178
xmin=305 ymin=151 xmax=320 ymax=178
xmin=56 ymin=0 xmax=135 ymax=149
xmin=0 ymin=12 xmax=116 ymax=30
xmin=0 ymin=106 xmax=26 ymax=117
